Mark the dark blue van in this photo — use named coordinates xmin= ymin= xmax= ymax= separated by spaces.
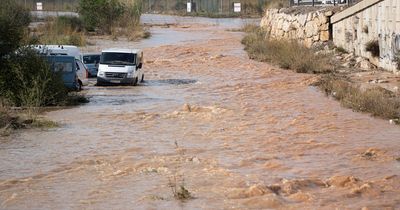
xmin=45 ymin=55 xmax=80 ymax=90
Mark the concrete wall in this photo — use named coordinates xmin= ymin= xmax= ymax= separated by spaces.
xmin=331 ymin=0 xmax=400 ymax=72
xmin=260 ymin=9 xmax=334 ymax=47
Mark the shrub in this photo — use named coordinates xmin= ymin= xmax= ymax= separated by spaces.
xmin=318 ymin=75 xmax=400 ymax=120
xmin=1 ymin=47 xmax=67 ymax=107
xmin=242 ymin=26 xmax=333 ymax=74
xmin=0 ymin=0 xmax=31 ymax=57
xmin=365 ymin=40 xmax=380 ymax=57
xmin=79 ymin=0 xmax=126 ymax=33
xmin=37 ymin=16 xmax=86 ymax=46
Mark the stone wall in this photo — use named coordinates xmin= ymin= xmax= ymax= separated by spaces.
xmin=331 ymin=0 xmax=400 ymax=72
xmin=260 ymin=9 xmax=334 ymax=47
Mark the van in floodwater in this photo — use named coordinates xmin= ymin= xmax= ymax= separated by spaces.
xmin=97 ymin=48 xmax=144 ymax=86
xmin=45 ymin=55 xmax=81 ymax=90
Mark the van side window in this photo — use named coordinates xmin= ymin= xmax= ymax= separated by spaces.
xmin=54 ymin=62 xmax=73 ymax=72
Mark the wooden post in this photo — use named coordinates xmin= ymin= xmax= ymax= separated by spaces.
xmin=312 ymin=0 xmax=315 ymax=7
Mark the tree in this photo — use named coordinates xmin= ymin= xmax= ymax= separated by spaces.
xmin=78 ymin=0 xmax=125 ymax=33
xmin=0 ymin=0 xmax=31 ymax=58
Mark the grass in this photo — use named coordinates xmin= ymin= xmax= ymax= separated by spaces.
xmin=317 ymin=75 xmax=400 ymax=120
xmin=241 ymin=27 xmax=333 ymax=74
xmin=0 ymin=105 xmax=59 ymax=136
xmin=35 ymin=16 xmax=86 ymax=46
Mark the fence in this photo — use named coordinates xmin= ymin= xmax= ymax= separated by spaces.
xmin=15 ymin=0 xmax=79 ymax=11
xmin=289 ymin=0 xmax=359 ymax=7
xmin=16 ymin=0 xmax=266 ymax=15
xmin=142 ymin=0 xmax=267 ymax=15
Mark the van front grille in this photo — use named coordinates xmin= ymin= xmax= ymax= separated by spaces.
xmin=105 ymin=72 xmax=126 ymax=78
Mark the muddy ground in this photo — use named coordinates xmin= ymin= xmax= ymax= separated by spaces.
xmin=1 ymin=15 xmax=400 ymax=209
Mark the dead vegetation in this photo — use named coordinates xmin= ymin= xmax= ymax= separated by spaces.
xmin=34 ymin=16 xmax=87 ymax=46
xmin=168 ymin=140 xmax=193 ymax=201
xmin=317 ymin=75 xmax=400 ymax=121
xmin=241 ymin=26 xmax=333 ymax=74
xmin=0 ymin=103 xmax=59 ymax=137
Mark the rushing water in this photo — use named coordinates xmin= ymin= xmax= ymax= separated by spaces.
xmin=1 ymin=15 xmax=400 ymax=209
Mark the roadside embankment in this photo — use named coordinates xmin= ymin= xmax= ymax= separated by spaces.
xmin=242 ymin=25 xmax=400 ymax=124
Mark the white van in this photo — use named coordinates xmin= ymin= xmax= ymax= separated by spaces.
xmin=97 ymin=48 xmax=144 ymax=86
xmin=34 ymin=45 xmax=81 ymax=60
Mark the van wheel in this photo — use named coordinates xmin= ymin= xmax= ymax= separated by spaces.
xmin=132 ymin=77 xmax=138 ymax=86
xmin=140 ymin=74 xmax=144 ymax=82
xmin=76 ymin=81 xmax=82 ymax=91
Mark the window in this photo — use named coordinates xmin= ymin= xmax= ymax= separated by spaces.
xmin=54 ymin=62 xmax=73 ymax=72
xmin=83 ymin=55 xmax=101 ymax=64
xmin=100 ymin=52 xmax=136 ymax=65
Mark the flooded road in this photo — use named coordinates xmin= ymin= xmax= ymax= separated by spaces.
xmin=1 ymin=15 xmax=400 ymax=209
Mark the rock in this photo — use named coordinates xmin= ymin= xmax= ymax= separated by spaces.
xmin=324 ymin=11 xmax=334 ymax=17
xmin=298 ymin=14 xmax=308 ymax=26
xmin=358 ymin=60 xmax=376 ymax=70
xmin=355 ymin=56 xmax=365 ymax=63
xmin=282 ymin=21 xmax=291 ymax=32
xmin=341 ymin=62 xmax=351 ymax=68
xmin=368 ymin=79 xmax=389 ymax=84
xmin=320 ymin=30 xmax=330 ymax=41
xmin=313 ymin=35 xmax=320 ymax=41
xmin=319 ymin=23 xmax=329 ymax=31
xmin=305 ymin=21 xmax=319 ymax=38
xmin=317 ymin=15 xmax=328 ymax=25
xmin=343 ymin=53 xmax=354 ymax=61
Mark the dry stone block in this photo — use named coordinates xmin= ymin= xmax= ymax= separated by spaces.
xmin=320 ymin=30 xmax=330 ymax=41
xmin=305 ymin=21 xmax=319 ymax=38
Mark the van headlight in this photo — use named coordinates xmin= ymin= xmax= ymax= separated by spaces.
xmin=98 ymin=71 xmax=104 ymax=77
xmin=127 ymin=72 xmax=134 ymax=78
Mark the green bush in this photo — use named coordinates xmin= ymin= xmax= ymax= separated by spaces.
xmin=0 ymin=0 xmax=30 ymax=57
xmin=1 ymin=47 xmax=67 ymax=107
xmin=0 ymin=1 xmax=68 ymax=107
xmin=78 ymin=0 xmax=125 ymax=33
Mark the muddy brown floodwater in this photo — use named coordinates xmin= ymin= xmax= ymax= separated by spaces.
xmin=1 ymin=14 xmax=400 ymax=209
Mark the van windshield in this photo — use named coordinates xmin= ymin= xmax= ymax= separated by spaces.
xmin=83 ymin=55 xmax=100 ymax=64
xmin=100 ymin=52 xmax=136 ymax=65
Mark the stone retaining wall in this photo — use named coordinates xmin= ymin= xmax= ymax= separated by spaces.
xmin=260 ymin=9 xmax=334 ymax=47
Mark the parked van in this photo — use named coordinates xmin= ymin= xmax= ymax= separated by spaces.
xmin=82 ymin=53 xmax=101 ymax=77
xmin=45 ymin=55 xmax=81 ymax=90
xmin=34 ymin=45 xmax=81 ymax=60
xmin=97 ymin=48 xmax=144 ymax=86
xmin=34 ymin=45 xmax=88 ymax=88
